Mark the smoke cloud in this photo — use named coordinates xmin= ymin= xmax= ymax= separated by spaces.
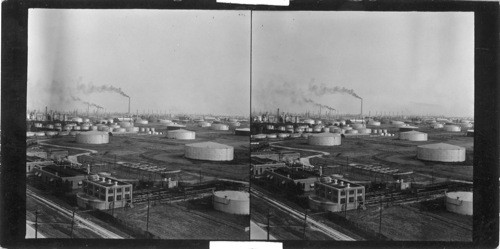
xmin=76 ymin=81 xmax=129 ymax=98
xmin=71 ymin=95 xmax=104 ymax=109
xmin=302 ymin=98 xmax=336 ymax=111
xmin=309 ymin=83 xmax=362 ymax=99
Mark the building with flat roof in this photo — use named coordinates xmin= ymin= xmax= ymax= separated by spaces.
xmin=77 ymin=175 xmax=133 ymax=210
xmin=264 ymin=167 xmax=318 ymax=192
xmin=251 ymin=157 xmax=285 ymax=176
xmin=309 ymin=178 xmax=365 ymax=213
xmin=252 ymin=150 xmax=301 ymax=162
xmin=32 ymin=164 xmax=87 ymax=191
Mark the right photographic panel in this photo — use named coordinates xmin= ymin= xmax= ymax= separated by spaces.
xmin=250 ymin=11 xmax=474 ymax=241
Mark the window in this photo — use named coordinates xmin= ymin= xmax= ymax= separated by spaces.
xmin=117 ymin=188 xmax=122 ymax=193
xmin=108 ymin=189 xmax=114 ymax=194
xmin=349 ymin=190 xmax=355 ymax=195
xmin=340 ymin=190 xmax=345 ymax=196
xmin=125 ymin=187 xmax=130 ymax=192
xmin=100 ymin=195 xmax=105 ymax=201
xmin=108 ymin=196 xmax=114 ymax=202
xmin=357 ymin=196 xmax=363 ymax=202
xmin=357 ymin=189 xmax=363 ymax=194
xmin=125 ymin=194 xmax=130 ymax=200
xmin=349 ymin=197 xmax=354 ymax=203
xmin=117 ymin=195 xmax=122 ymax=201
xmin=340 ymin=198 xmax=345 ymax=204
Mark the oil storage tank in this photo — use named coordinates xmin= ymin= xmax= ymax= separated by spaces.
xmin=213 ymin=190 xmax=249 ymax=215
xmin=166 ymin=129 xmax=196 ymax=140
xmin=444 ymin=125 xmax=461 ymax=132
xmin=399 ymin=131 xmax=428 ymax=141
xmin=211 ymin=124 xmax=229 ymax=131
xmin=235 ymin=128 xmax=250 ymax=136
xmin=445 ymin=191 xmax=472 ymax=215
xmin=76 ymin=131 xmax=109 ymax=144
xmin=308 ymin=133 xmax=341 ymax=146
xmin=185 ymin=142 xmax=234 ymax=161
xmin=417 ymin=143 xmax=465 ymax=162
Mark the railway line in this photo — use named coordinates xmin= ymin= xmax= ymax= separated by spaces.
xmin=251 ymin=187 xmax=355 ymax=241
xmin=27 ymin=189 xmax=124 ymax=239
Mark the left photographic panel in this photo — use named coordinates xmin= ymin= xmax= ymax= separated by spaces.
xmin=26 ymin=9 xmax=251 ymax=240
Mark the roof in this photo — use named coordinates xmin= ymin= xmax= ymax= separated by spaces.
xmin=214 ymin=190 xmax=249 ymax=200
xmin=310 ymin=133 xmax=341 ymax=137
xmin=77 ymin=131 xmax=109 ymax=136
xmin=185 ymin=141 xmax=233 ymax=149
xmin=401 ymin=131 xmax=426 ymax=134
xmin=235 ymin=128 xmax=250 ymax=131
xmin=167 ymin=129 xmax=194 ymax=133
xmin=418 ymin=143 xmax=465 ymax=150
xmin=446 ymin=191 xmax=472 ymax=202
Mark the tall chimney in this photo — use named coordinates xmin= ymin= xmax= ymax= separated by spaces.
xmin=360 ymin=98 xmax=363 ymax=117
xmin=277 ymin=108 xmax=280 ymax=123
xmin=128 ymin=97 xmax=131 ymax=115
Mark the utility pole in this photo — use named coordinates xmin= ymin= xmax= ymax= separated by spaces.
xmin=35 ymin=210 xmax=39 ymax=239
xmin=302 ymin=209 xmax=308 ymax=239
xmin=146 ymin=194 xmax=151 ymax=232
xmin=378 ymin=197 xmax=383 ymax=238
xmin=266 ymin=210 xmax=271 ymax=241
xmin=70 ymin=209 xmax=75 ymax=238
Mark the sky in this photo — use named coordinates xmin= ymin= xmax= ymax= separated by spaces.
xmin=28 ymin=9 xmax=250 ymax=116
xmin=251 ymin=12 xmax=474 ymax=118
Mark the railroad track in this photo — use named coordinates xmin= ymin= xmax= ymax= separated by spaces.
xmin=365 ymin=189 xmax=447 ymax=206
xmin=251 ymin=187 xmax=355 ymax=241
xmin=26 ymin=189 xmax=124 ymax=239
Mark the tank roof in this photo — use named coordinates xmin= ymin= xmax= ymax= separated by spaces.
xmin=214 ymin=190 xmax=249 ymax=200
xmin=401 ymin=130 xmax=426 ymax=134
xmin=446 ymin=191 xmax=472 ymax=202
xmin=310 ymin=133 xmax=341 ymax=137
xmin=235 ymin=128 xmax=250 ymax=131
xmin=418 ymin=143 xmax=465 ymax=150
xmin=167 ymin=129 xmax=194 ymax=133
xmin=77 ymin=131 xmax=109 ymax=135
xmin=185 ymin=141 xmax=233 ymax=149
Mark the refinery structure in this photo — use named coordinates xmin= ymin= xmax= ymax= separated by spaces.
xmin=26 ymin=105 xmax=250 ymax=240
xmin=250 ymin=103 xmax=473 ymax=241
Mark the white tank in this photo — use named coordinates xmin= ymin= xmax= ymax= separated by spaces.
xmin=444 ymin=125 xmax=461 ymax=132
xmin=278 ymin=133 xmax=289 ymax=138
xmin=81 ymin=125 xmax=89 ymax=131
xmin=290 ymin=133 xmax=301 ymax=138
xmin=313 ymin=128 xmax=322 ymax=133
xmin=267 ymin=134 xmax=277 ymax=139
xmin=343 ymin=126 xmax=352 ymax=131
xmin=213 ymin=191 xmax=249 ymax=215
xmin=368 ymin=120 xmax=381 ymax=126
xmin=417 ymin=143 xmax=466 ymax=162
xmin=252 ymin=134 xmax=267 ymax=139
xmin=76 ymin=131 xmax=109 ymax=144
xmin=69 ymin=131 xmax=80 ymax=136
xmin=98 ymin=126 xmax=110 ymax=132
xmin=445 ymin=191 xmax=472 ymax=215
xmin=351 ymin=123 xmax=365 ymax=129
xmin=295 ymin=127 xmax=305 ymax=133
xmin=305 ymin=128 xmax=313 ymax=133
xmin=58 ymin=131 xmax=70 ymax=136
xmin=34 ymin=123 xmax=42 ymax=128
xmin=198 ymin=121 xmax=212 ymax=127
xmin=228 ymin=122 xmax=241 ymax=128
xmin=167 ymin=129 xmax=196 ymax=140
xmin=135 ymin=120 xmax=148 ymax=125
xmin=185 ymin=142 xmax=234 ymax=161
xmin=126 ymin=127 xmax=139 ymax=133
xmin=345 ymin=129 xmax=358 ymax=134
xmin=399 ymin=131 xmax=428 ymax=141
xmin=159 ymin=119 xmax=173 ymax=124
xmin=308 ymin=133 xmax=341 ymax=146
xmin=211 ymin=124 xmax=229 ymax=131
xmin=303 ymin=119 xmax=315 ymax=125
xmin=356 ymin=128 xmax=372 ymax=134
xmin=119 ymin=122 xmax=133 ymax=128
xmin=322 ymin=127 xmax=330 ymax=133
xmin=26 ymin=131 xmax=35 ymax=137
xmin=113 ymin=128 xmax=126 ymax=132
xmin=91 ymin=126 xmax=98 ymax=131
xmin=302 ymin=133 xmax=312 ymax=138
xmin=45 ymin=131 xmax=58 ymax=136
xmin=35 ymin=132 xmax=45 ymax=137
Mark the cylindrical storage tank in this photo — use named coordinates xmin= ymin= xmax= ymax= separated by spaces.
xmin=45 ymin=131 xmax=58 ymax=136
xmin=126 ymin=127 xmax=139 ymax=133
xmin=290 ymin=133 xmax=301 ymax=138
xmin=34 ymin=123 xmax=42 ymax=128
xmin=91 ymin=126 xmax=98 ymax=131
xmin=267 ymin=134 xmax=277 ymax=139
xmin=295 ymin=127 xmax=304 ymax=133
xmin=72 ymin=117 xmax=83 ymax=123
xmin=54 ymin=123 xmax=62 ymax=127
xmin=345 ymin=129 xmax=358 ymax=134
xmin=417 ymin=143 xmax=466 ymax=162
xmin=81 ymin=125 xmax=90 ymax=131
xmin=98 ymin=119 xmax=107 ymax=124
xmin=198 ymin=121 xmax=212 ymax=127
xmin=305 ymin=128 xmax=313 ymax=133
xmin=322 ymin=127 xmax=330 ymax=133
xmin=286 ymin=128 xmax=295 ymax=133
xmin=119 ymin=122 xmax=133 ymax=128
xmin=45 ymin=124 xmax=54 ymax=129
xmin=277 ymin=126 xmax=286 ymax=131
xmin=444 ymin=125 xmax=461 ymax=132
xmin=76 ymin=131 xmax=109 ymax=144
xmin=234 ymin=128 xmax=251 ymax=136
xmin=69 ymin=131 xmax=79 ymax=136
xmin=368 ymin=121 xmax=381 ymax=126
xmin=308 ymin=133 xmax=341 ymax=146
xmin=185 ymin=142 xmax=234 ymax=161
xmin=356 ymin=128 xmax=372 ymax=134
xmin=159 ymin=119 xmax=172 ymax=124
xmin=211 ymin=124 xmax=229 ymax=131
xmin=304 ymin=119 xmax=315 ymax=125
xmin=285 ymin=125 xmax=294 ymax=129
xmin=391 ymin=120 xmax=405 ymax=126
xmin=135 ymin=120 xmax=149 ymax=125
xmin=460 ymin=122 xmax=473 ymax=129
xmin=228 ymin=122 xmax=241 ymax=128
xmin=302 ymin=133 xmax=312 ymax=138
xmin=35 ymin=132 xmax=45 ymax=137
xmin=114 ymin=128 xmax=126 ymax=132
xmin=382 ymin=129 xmax=388 ymax=133
xmin=150 ymin=128 xmax=155 ymax=132
xmin=107 ymin=118 xmax=114 ymax=124
xmin=167 ymin=129 xmax=196 ymax=140
xmin=399 ymin=131 xmax=428 ymax=141
xmin=252 ymin=134 xmax=267 ymax=139
xmin=145 ymin=128 xmax=150 ymax=132
xmin=82 ymin=118 xmax=90 ymax=123
xmin=315 ymin=120 xmax=322 ymax=125
xmin=373 ymin=129 xmax=378 ymax=134
xmin=343 ymin=126 xmax=352 ymax=131
xmin=331 ymin=128 xmax=342 ymax=134
xmin=266 ymin=125 xmax=274 ymax=130
xmin=278 ymin=133 xmax=289 ymax=138
xmin=445 ymin=191 xmax=472 ymax=216
xmin=399 ymin=126 xmax=419 ymax=132
xmin=351 ymin=123 xmax=365 ymax=129
xmin=313 ymin=128 xmax=322 ymax=133
xmin=26 ymin=132 xmax=35 ymax=137
xmin=140 ymin=127 xmax=146 ymax=133
xmin=58 ymin=131 xmax=70 ymax=136
xmin=213 ymin=191 xmax=249 ymax=215
xmin=73 ymin=126 xmax=81 ymax=131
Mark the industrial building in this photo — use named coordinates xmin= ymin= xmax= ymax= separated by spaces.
xmin=444 ymin=125 xmax=461 ymax=132
xmin=212 ymin=190 xmax=250 ymax=215
xmin=184 ymin=141 xmax=234 ymax=161
xmin=77 ymin=175 xmax=133 ymax=210
xmin=445 ymin=191 xmax=472 ymax=216
xmin=264 ymin=167 xmax=318 ymax=192
xmin=250 ymin=157 xmax=286 ymax=176
xmin=32 ymin=164 xmax=87 ymax=190
xmin=399 ymin=131 xmax=428 ymax=141
xmin=166 ymin=129 xmax=196 ymax=140
xmin=308 ymin=133 xmax=341 ymax=146
xmin=308 ymin=177 xmax=365 ymax=212
xmin=252 ymin=150 xmax=301 ymax=162
xmin=76 ymin=131 xmax=110 ymax=144
xmin=417 ymin=143 xmax=466 ymax=162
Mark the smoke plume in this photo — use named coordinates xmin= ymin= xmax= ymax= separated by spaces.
xmin=309 ymin=83 xmax=362 ymax=99
xmin=76 ymin=81 xmax=129 ymax=98
xmin=71 ymin=95 xmax=104 ymax=109
xmin=303 ymin=98 xmax=336 ymax=111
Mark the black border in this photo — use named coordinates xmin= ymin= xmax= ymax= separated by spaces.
xmin=1 ymin=0 xmax=498 ymax=248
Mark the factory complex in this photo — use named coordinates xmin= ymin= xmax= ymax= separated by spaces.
xmin=26 ymin=110 xmax=250 ymax=240
xmin=250 ymin=110 xmax=473 ymax=241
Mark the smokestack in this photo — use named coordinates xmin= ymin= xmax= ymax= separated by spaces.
xmin=360 ymin=98 xmax=363 ymax=117
xmin=128 ymin=97 xmax=131 ymax=115
xmin=277 ymin=108 xmax=280 ymax=123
